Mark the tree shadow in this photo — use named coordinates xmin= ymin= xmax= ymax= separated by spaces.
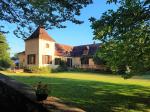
xmin=10 ymin=75 xmax=150 ymax=112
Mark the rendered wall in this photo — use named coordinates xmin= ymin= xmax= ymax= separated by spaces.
xmin=38 ymin=39 xmax=55 ymax=67
xmin=25 ymin=38 xmax=39 ymax=66
xmin=18 ymin=53 xmax=25 ymax=67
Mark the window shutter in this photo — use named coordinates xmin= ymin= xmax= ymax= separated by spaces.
xmin=42 ymin=55 xmax=52 ymax=64
xmin=49 ymin=56 xmax=52 ymax=64
xmin=27 ymin=55 xmax=29 ymax=64
xmin=27 ymin=54 xmax=36 ymax=64
xmin=33 ymin=55 xmax=36 ymax=64
xmin=42 ymin=55 xmax=45 ymax=64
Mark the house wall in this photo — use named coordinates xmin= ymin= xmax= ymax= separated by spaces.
xmin=18 ymin=53 xmax=25 ymax=67
xmin=23 ymin=38 xmax=106 ymax=70
xmin=38 ymin=39 xmax=55 ymax=67
xmin=23 ymin=33 xmax=105 ymax=70
xmin=25 ymin=37 xmax=57 ymax=68
xmin=89 ymin=58 xmax=95 ymax=66
xmin=72 ymin=57 xmax=81 ymax=67
xmin=72 ymin=57 xmax=106 ymax=70
xmin=25 ymin=38 xmax=39 ymax=66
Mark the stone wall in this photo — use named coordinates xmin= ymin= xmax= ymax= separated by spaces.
xmin=0 ymin=74 xmax=49 ymax=112
xmin=0 ymin=73 xmax=86 ymax=112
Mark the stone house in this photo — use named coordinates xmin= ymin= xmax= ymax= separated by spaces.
xmin=18 ymin=26 xmax=106 ymax=70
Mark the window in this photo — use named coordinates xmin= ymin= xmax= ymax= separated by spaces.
xmin=81 ymin=57 xmax=89 ymax=65
xmin=55 ymin=58 xmax=61 ymax=65
xmin=42 ymin=55 xmax=52 ymax=64
xmin=46 ymin=43 xmax=49 ymax=48
xmin=27 ymin=54 xmax=36 ymax=64
xmin=83 ymin=46 xmax=89 ymax=55
xmin=67 ymin=58 xmax=72 ymax=67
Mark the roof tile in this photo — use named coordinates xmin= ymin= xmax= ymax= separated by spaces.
xmin=25 ymin=26 xmax=55 ymax=42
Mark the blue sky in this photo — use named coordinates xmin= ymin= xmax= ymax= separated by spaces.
xmin=3 ymin=0 xmax=117 ymax=56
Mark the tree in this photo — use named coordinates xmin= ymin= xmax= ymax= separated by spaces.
xmin=0 ymin=0 xmax=92 ymax=38
xmin=93 ymin=51 xmax=106 ymax=65
xmin=90 ymin=0 xmax=150 ymax=75
xmin=0 ymin=33 xmax=12 ymax=69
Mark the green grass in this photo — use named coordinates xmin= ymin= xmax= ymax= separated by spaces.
xmin=1 ymin=71 xmax=150 ymax=112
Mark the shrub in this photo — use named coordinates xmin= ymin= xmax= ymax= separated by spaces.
xmin=69 ymin=67 xmax=112 ymax=74
xmin=34 ymin=82 xmax=49 ymax=94
xmin=24 ymin=66 xmax=51 ymax=73
xmin=0 ymin=59 xmax=13 ymax=70
xmin=33 ymin=81 xmax=49 ymax=101
xmin=0 ymin=66 xmax=5 ymax=70
xmin=52 ymin=60 xmax=68 ymax=72
xmin=117 ymin=65 xmax=126 ymax=74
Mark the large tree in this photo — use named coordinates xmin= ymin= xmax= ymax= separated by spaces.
xmin=0 ymin=33 xmax=12 ymax=69
xmin=0 ymin=0 xmax=92 ymax=38
xmin=90 ymin=0 xmax=150 ymax=75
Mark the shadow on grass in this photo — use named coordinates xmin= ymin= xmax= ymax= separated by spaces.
xmin=9 ymin=75 xmax=150 ymax=112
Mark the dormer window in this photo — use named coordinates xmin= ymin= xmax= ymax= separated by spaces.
xmin=83 ymin=46 xmax=89 ymax=55
xmin=46 ymin=43 xmax=49 ymax=48
xmin=65 ymin=51 xmax=70 ymax=56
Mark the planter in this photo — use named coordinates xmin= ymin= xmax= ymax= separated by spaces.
xmin=36 ymin=93 xmax=48 ymax=101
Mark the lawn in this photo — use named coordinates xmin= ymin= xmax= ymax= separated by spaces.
xmin=1 ymin=71 xmax=150 ymax=112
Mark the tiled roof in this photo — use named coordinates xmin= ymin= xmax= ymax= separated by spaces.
xmin=55 ymin=43 xmax=100 ymax=57
xmin=25 ymin=26 xmax=56 ymax=42
xmin=71 ymin=43 xmax=100 ymax=57
xmin=18 ymin=51 xmax=25 ymax=54
xmin=23 ymin=26 xmax=100 ymax=57
xmin=55 ymin=43 xmax=73 ymax=56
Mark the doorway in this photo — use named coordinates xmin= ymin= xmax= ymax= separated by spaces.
xmin=67 ymin=58 xmax=72 ymax=67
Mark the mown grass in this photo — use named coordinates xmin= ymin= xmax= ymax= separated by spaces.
xmin=1 ymin=71 xmax=150 ymax=112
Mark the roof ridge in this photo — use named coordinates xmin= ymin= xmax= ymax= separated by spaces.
xmin=73 ymin=43 xmax=100 ymax=47
xmin=56 ymin=43 xmax=73 ymax=47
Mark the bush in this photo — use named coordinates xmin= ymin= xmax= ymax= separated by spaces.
xmin=117 ymin=65 xmax=126 ymax=74
xmin=68 ymin=67 xmax=112 ymax=74
xmin=52 ymin=60 xmax=68 ymax=72
xmin=24 ymin=66 xmax=51 ymax=73
xmin=0 ymin=66 xmax=5 ymax=70
xmin=0 ymin=59 xmax=13 ymax=70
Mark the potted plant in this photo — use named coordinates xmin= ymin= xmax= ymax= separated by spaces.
xmin=34 ymin=81 xmax=48 ymax=101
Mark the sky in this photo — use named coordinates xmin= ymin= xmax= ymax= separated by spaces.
xmin=3 ymin=0 xmax=118 ymax=56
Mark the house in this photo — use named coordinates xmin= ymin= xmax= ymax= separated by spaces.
xmin=18 ymin=26 xmax=106 ymax=70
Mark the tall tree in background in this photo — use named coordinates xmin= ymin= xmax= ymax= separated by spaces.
xmin=0 ymin=33 xmax=12 ymax=69
xmin=90 ymin=0 xmax=150 ymax=75
xmin=0 ymin=0 xmax=92 ymax=38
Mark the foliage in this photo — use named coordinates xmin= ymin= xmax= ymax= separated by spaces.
xmin=68 ymin=67 xmax=112 ymax=74
xmin=0 ymin=0 xmax=92 ymax=38
xmin=90 ymin=0 xmax=150 ymax=75
xmin=0 ymin=59 xmax=12 ymax=70
xmin=0 ymin=33 xmax=12 ymax=69
xmin=24 ymin=66 xmax=51 ymax=73
xmin=93 ymin=51 xmax=106 ymax=65
xmin=52 ymin=60 xmax=68 ymax=72
xmin=34 ymin=81 xmax=49 ymax=95
xmin=13 ymin=53 xmax=19 ymax=59
xmin=106 ymin=0 xmax=149 ymax=5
